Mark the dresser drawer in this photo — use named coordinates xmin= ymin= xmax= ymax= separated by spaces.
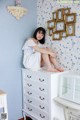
xmin=23 ymin=69 xmax=36 ymax=81
xmin=23 ymin=78 xmax=48 ymax=95
xmin=36 ymin=73 xmax=49 ymax=85
xmin=22 ymin=69 xmax=49 ymax=85
xmin=24 ymin=95 xmax=49 ymax=113
xmin=35 ymin=82 xmax=48 ymax=94
xmin=23 ymin=87 xmax=33 ymax=97
xmin=24 ymin=102 xmax=49 ymax=120
xmin=24 ymin=102 xmax=34 ymax=115
xmin=35 ymin=107 xmax=49 ymax=120
xmin=23 ymin=70 xmax=32 ymax=80
xmin=35 ymin=90 xmax=48 ymax=103
xmin=23 ymin=79 xmax=34 ymax=88
xmin=23 ymin=87 xmax=48 ymax=103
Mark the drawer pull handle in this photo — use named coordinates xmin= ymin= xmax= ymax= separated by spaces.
xmin=27 ymin=83 xmax=32 ymax=87
xmin=40 ymin=114 xmax=45 ymax=118
xmin=39 ymin=78 xmax=45 ymax=82
xmin=27 ymin=91 xmax=32 ymax=95
xmin=27 ymin=75 xmax=31 ymax=78
xmin=39 ymin=87 xmax=44 ymax=91
xmin=28 ymin=107 xmax=32 ymax=111
xmin=39 ymin=105 xmax=45 ymax=109
xmin=39 ymin=96 xmax=45 ymax=100
xmin=27 ymin=99 xmax=32 ymax=103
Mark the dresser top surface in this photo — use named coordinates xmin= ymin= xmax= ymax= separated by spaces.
xmin=22 ymin=68 xmax=69 ymax=75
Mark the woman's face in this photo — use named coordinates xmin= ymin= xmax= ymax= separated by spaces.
xmin=36 ymin=31 xmax=44 ymax=40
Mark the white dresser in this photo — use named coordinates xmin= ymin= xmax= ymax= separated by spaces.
xmin=22 ymin=68 xmax=68 ymax=120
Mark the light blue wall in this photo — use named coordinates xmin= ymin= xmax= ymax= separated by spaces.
xmin=0 ymin=0 xmax=37 ymax=120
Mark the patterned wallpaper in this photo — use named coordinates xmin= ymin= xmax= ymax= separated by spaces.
xmin=37 ymin=0 xmax=80 ymax=73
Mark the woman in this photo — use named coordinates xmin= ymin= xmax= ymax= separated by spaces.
xmin=22 ymin=27 xmax=64 ymax=72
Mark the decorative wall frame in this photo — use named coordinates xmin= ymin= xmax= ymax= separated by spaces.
xmin=56 ymin=21 xmax=65 ymax=32
xmin=47 ymin=7 xmax=76 ymax=40
xmin=47 ymin=20 xmax=55 ymax=29
xmin=61 ymin=32 xmax=67 ymax=38
xmin=66 ymin=23 xmax=75 ymax=36
xmin=52 ymin=32 xmax=61 ymax=40
xmin=52 ymin=12 xmax=57 ymax=20
xmin=48 ymin=29 xmax=53 ymax=36
xmin=65 ymin=13 xmax=76 ymax=23
xmin=57 ymin=8 xmax=64 ymax=21
xmin=63 ymin=8 xmax=71 ymax=15
xmin=48 ymin=28 xmax=56 ymax=36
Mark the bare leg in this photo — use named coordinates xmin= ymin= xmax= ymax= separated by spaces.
xmin=43 ymin=48 xmax=64 ymax=72
xmin=41 ymin=53 xmax=58 ymax=72
xmin=50 ymin=56 xmax=64 ymax=72
xmin=40 ymin=56 xmax=45 ymax=67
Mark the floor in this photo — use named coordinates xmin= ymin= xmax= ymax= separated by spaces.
xmin=18 ymin=116 xmax=32 ymax=120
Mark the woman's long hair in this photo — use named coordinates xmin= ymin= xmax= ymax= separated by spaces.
xmin=33 ymin=27 xmax=46 ymax=44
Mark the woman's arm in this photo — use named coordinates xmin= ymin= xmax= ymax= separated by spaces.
xmin=33 ymin=45 xmax=55 ymax=58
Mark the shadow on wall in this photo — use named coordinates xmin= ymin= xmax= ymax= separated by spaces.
xmin=21 ymin=38 xmax=28 ymax=67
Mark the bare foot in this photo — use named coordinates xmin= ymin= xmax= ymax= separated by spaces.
xmin=46 ymin=68 xmax=59 ymax=72
xmin=56 ymin=67 xmax=64 ymax=72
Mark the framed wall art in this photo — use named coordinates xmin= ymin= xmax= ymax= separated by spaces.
xmin=66 ymin=23 xmax=75 ymax=36
xmin=52 ymin=32 xmax=61 ymax=40
xmin=57 ymin=8 xmax=64 ymax=21
xmin=61 ymin=32 xmax=67 ymax=38
xmin=48 ymin=29 xmax=53 ymax=36
xmin=63 ymin=8 xmax=71 ymax=15
xmin=47 ymin=20 xmax=55 ymax=29
xmin=65 ymin=13 xmax=76 ymax=23
xmin=47 ymin=7 xmax=76 ymax=40
xmin=48 ymin=28 xmax=56 ymax=36
xmin=56 ymin=21 xmax=65 ymax=32
xmin=52 ymin=12 xmax=57 ymax=20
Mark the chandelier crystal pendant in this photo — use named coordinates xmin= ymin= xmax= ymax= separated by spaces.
xmin=7 ymin=0 xmax=28 ymax=20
